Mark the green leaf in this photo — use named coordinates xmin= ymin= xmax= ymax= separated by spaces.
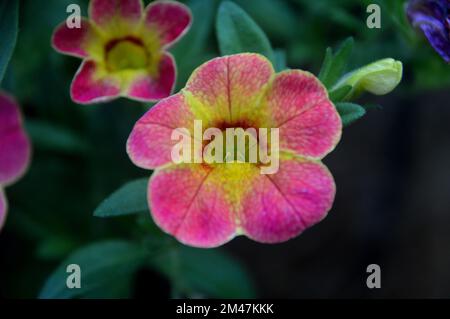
xmin=274 ymin=49 xmax=287 ymax=71
xmin=0 ymin=0 xmax=19 ymax=84
xmin=26 ymin=120 xmax=90 ymax=154
xmin=329 ymin=85 xmax=352 ymax=102
xmin=36 ymin=236 xmax=77 ymax=261
xmin=233 ymin=0 xmax=299 ymax=41
xmin=39 ymin=240 xmax=145 ymax=299
xmin=94 ymin=178 xmax=149 ymax=217
xmin=172 ymin=0 xmax=217 ymax=89
xmin=216 ymin=1 xmax=274 ymax=62
xmin=380 ymin=0 xmax=416 ymax=42
xmin=172 ymin=0 xmax=216 ymax=59
xmin=151 ymin=246 xmax=256 ymax=298
xmin=318 ymin=37 xmax=354 ymax=89
xmin=335 ymin=102 xmax=366 ymax=127
xmin=318 ymin=48 xmax=333 ymax=83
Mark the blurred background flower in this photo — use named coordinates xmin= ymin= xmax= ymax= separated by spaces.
xmin=406 ymin=0 xmax=450 ymax=63
xmin=52 ymin=0 xmax=191 ymax=104
xmin=0 ymin=92 xmax=31 ymax=231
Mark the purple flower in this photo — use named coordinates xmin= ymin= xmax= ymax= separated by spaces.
xmin=407 ymin=0 xmax=450 ymax=62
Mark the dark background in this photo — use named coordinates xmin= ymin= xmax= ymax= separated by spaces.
xmin=1 ymin=0 xmax=449 ymax=298
xmin=230 ymin=88 xmax=450 ymax=298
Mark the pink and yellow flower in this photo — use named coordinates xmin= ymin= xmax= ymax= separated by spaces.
xmin=0 ymin=92 xmax=31 ymax=231
xmin=52 ymin=0 xmax=191 ymax=104
xmin=127 ymin=53 xmax=342 ymax=248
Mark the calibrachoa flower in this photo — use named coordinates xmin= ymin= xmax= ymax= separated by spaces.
xmin=0 ymin=92 xmax=31 ymax=231
xmin=407 ymin=0 xmax=450 ymax=63
xmin=52 ymin=0 xmax=192 ymax=104
xmin=127 ymin=53 xmax=342 ymax=248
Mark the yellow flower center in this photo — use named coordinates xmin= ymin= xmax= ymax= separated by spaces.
xmin=105 ymin=38 xmax=148 ymax=72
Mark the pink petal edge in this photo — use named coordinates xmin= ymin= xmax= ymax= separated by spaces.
xmin=70 ymin=60 xmax=122 ymax=104
xmin=51 ymin=18 xmax=97 ymax=58
xmin=0 ymin=92 xmax=31 ymax=186
xmin=143 ymin=0 xmax=192 ymax=48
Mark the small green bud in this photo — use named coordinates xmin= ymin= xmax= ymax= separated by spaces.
xmin=333 ymin=58 xmax=403 ymax=100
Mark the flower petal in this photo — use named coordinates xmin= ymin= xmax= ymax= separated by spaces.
xmin=240 ymin=156 xmax=336 ymax=243
xmin=70 ymin=60 xmax=122 ymax=104
xmin=126 ymin=53 xmax=176 ymax=101
xmin=127 ymin=92 xmax=199 ymax=169
xmin=148 ymin=155 xmax=336 ymax=246
xmin=265 ymin=70 xmax=342 ymax=159
xmin=185 ymin=53 xmax=275 ymax=125
xmin=52 ymin=18 xmax=101 ymax=59
xmin=143 ymin=0 xmax=192 ymax=47
xmin=0 ymin=92 xmax=31 ymax=186
xmin=149 ymin=164 xmax=237 ymax=248
xmin=0 ymin=188 xmax=6 ymax=231
xmin=89 ymin=0 xmax=143 ymax=34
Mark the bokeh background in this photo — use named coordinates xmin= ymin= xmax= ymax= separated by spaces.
xmin=1 ymin=0 xmax=450 ymax=298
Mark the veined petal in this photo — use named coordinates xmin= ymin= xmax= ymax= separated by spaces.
xmin=149 ymin=164 xmax=237 ymax=248
xmin=143 ymin=0 xmax=192 ymax=48
xmin=0 ymin=92 xmax=31 ymax=186
xmin=52 ymin=18 xmax=102 ymax=59
xmin=126 ymin=53 xmax=176 ymax=101
xmin=148 ymin=155 xmax=336 ymax=247
xmin=240 ymin=155 xmax=336 ymax=243
xmin=264 ymin=70 xmax=342 ymax=159
xmin=89 ymin=0 xmax=143 ymax=35
xmin=0 ymin=188 xmax=6 ymax=231
xmin=184 ymin=54 xmax=275 ymax=125
xmin=127 ymin=93 xmax=197 ymax=169
xmin=70 ymin=60 xmax=121 ymax=104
